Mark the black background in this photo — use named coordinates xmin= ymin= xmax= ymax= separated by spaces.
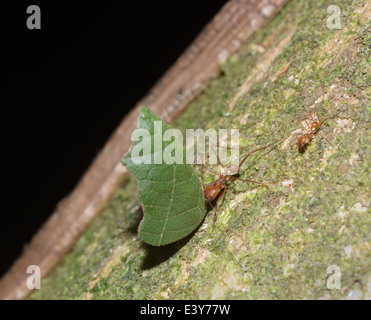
xmin=2 ymin=0 xmax=228 ymax=277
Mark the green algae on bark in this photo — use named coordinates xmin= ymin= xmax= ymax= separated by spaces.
xmin=31 ymin=0 xmax=371 ymax=300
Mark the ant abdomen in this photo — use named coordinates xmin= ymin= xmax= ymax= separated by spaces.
xmin=298 ymin=134 xmax=310 ymax=153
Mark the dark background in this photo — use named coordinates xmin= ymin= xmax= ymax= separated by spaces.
xmin=2 ymin=0 xmax=228 ymax=277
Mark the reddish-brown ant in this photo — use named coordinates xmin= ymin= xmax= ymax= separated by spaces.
xmin=298 ymin=111 xmax=338 ymax=153
xmin=202 ymin=137 xmax=285 ymax=225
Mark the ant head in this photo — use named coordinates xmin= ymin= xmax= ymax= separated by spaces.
xmin=225 ymin=163 xmax=239 ymax=175
xmin=311 ymin=121 xmax=320 ymax=133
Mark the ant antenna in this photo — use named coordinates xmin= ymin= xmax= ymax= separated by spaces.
xmin=239 ymin=136 xmax=286 ymax=168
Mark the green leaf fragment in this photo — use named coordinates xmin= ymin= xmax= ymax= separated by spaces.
xmin=122 ymin=108 xmax=206 ymax=246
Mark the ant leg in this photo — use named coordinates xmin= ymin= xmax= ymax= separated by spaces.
xmin=202 ymin=164 xmax=222 ymax=176
xmin=304 ymin=119 xmax=312 ymax=133
xmin=318 ymin=110 xmax=340 ymax=127
xmin=238 ymin=136 xmax=286 ymax=168
xmin=211 ymin=144 xmax=242 ymax=150
xmin=318 ymin=133 xmax=333 ymax=146
xmin=200 ymin=144 xmax=227 ymax=176
xmin=211 ymin=187 xmax=227 ymax=228
xmin=208 ymin=202 xmax=218 ymax=229
xmin=210 ymin=143 xmax=242 ymax=165
xmin=207 ymin=144 xmax=233 ymax=175
xmin=234 ymin=177 xmax=266 ymax=186
xmin=209 ymin=144 xmax=228 ymax=170
xmin=317 ymin=113 xmax=339 ymax=146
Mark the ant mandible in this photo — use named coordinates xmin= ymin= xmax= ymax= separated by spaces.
xmin=298 ymin=111 xmax=338 ymax=153
xmin=202 ymin=137 xmax=284 ymax=226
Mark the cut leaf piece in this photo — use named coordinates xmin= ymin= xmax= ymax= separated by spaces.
xmin=122 ymin=108 xmax=206 ymax=246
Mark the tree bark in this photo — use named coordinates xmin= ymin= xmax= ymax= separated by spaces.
xmin=19 ymin=0 xmax=371 ymax=299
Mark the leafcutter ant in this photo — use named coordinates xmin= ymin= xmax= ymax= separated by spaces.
xmin=202 ymin=137 xmax=285 ymax=225
xmin=298 ymin=111 xmax=338 ymax=153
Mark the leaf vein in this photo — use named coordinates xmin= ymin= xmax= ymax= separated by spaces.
xmin=158 ymin=165 xmax=176 ymax=245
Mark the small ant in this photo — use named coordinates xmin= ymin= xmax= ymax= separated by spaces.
xmin=298 ymin=112 xmax=338 ymax=153
xmin=202 ymin=137 xmax=284 ymax=225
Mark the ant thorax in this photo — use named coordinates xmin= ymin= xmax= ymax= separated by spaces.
xmin=299 ymin=134 xmax=310 ymax=145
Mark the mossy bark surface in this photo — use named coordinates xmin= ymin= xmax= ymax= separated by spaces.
xmin=31 ymin=0 xmax=370 ymax=300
